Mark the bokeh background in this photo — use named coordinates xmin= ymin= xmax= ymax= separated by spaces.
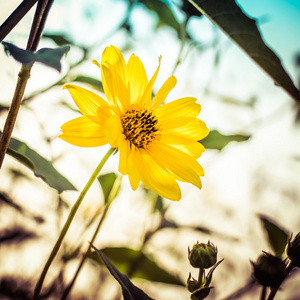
xmin=1 ymin=0 xmax=300 ymax=299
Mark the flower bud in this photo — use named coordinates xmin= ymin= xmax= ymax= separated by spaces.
xmin=191 ymin=287 xmax=212 ymax=300
xmin=186 ymin=272 xmax=201 ymax=293
xmin=251 ymin=252 xmax=286 ymax=288
xmin=287 ymin=232 xmax=300 ymax=268
xmin=188 ymin=241 xmax=217 ymax=269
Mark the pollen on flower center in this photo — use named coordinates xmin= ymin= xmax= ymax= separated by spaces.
xmin=121 ymin=108 xmax=160 ymax=149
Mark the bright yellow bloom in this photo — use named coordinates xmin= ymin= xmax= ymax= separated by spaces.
xmin=59 ymin=46 xmax=209 ymax=201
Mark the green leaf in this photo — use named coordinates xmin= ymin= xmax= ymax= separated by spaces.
xmin=5 ymin=135 xmax=76 ymax=193
xmin=73 ymin=75 xmax=104 ymax=92
xmin=205 ymin=259 xmax=224 ymax=287
xmin=187 ymin=0 xmax=300 ymax=103
xmin=140 ymin=0 xmax=180 ymax=33
xmin=90 ymin=247 xmax=183 ymax=286
xmin=42 ymin=33 xmax=74 ymax=46
xmin=91 ymin=246 xmax=154 ymax=300
xmin=200 ymin=129 xmax=250 ymax=150
xmin=259 ymin=214 xmax=289 ymax=257
xmin=2 ymin=41 xmax=70 ymax=72
xmin=97 ymin=172 xmax=118 ymax=204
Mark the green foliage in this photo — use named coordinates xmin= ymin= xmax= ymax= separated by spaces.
xmin=259 ymin=214 xmax=289 ymax=257
xmin=5 ymin=135 xmax=76 ymax=193
xmin=42 ymin=33 xmax=74 ymax=46
xmin=90 ymin=246 xmax=183 ymax=285
xmin=73 ymin=75 xmax=104 ymax=92
xmin=187 ymin=0 xmax=300 ymax=103
xmin=200 ymin=130 xmax=250 ymax=150
xmin=98 ymin=172 xmax=118 ymax=203
xmin=91 ymin=246 xmax=154 ymax=300
xmin=2 ymin=42 xmax=70 ymax=72
xmin=139 ymin=0 xmax=180 ymax=33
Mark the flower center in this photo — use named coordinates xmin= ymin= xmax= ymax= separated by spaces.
xmin=121 ymin=108 xmax=160 ymax=149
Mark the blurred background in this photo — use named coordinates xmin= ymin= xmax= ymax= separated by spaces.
xmin=1 ymin=0 xmax=300 ymax=299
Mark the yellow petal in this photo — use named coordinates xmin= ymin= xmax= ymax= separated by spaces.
xmin=151 ymin=75 xmax=177 ymax=109
xmin=127 ymin=146 xmax=141 ymax=190
xmin=150 ymin=143 xmax=203 ymax=188
xmin=127 ymin=54 xmax=148 ymax=105
xmin=59 ymin=116 xmax=108 ymax=147
xmin=172 ymin=142 xmax=205 ymax=159
xmin=139 ymin=149 xmax=182 ymax=200
xmin=63 ymin=84 xmax=108 ymax=117
xmin=104 ymin=114 xmax=122 ymax=148
xmin=101 ymin=46 xmax=128 ymax=85
xmin=139 ymin=56 xmax=161 ymax=108
xmin=92 ymin=59 xmax=113 ymax=105
xmin=118 ymin=135 xmax=131 ymax=174
xmin=160 ymin=134 xmax=206 ymax=157
xmin=156 ymin=97 xmax=200 ymax=129
xmin=164 ymin=119 xmax=210 ymax=141
xmin=101 ymin=46 xmax=130 ymax=110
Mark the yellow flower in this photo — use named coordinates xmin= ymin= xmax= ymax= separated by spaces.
xmin=59 ymin=46 xmax=209 ymax=200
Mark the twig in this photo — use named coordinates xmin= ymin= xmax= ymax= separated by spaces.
xmin=0 ymin=0 xmax=53 ymax=168
xmin=0 ymin=0 xmax=38 ymax=42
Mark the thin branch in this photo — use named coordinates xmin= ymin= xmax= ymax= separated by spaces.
xmin=0 ymin=0 xmax=53 ymax=168
xmin=0 ymin=0 xmax=38 ymax=43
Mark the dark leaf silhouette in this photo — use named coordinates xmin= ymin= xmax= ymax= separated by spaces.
xmin=259 ymin=214 xmax=289 ymax=257
xmin=188 ymin=0 xmax=300 ymax=103
xmin=2 ymin=41 xmax=70 ymax=72
xmin=91 ymin=246 xmax=154 ymax=300
xmin=90 ymin=246 xmax=183 ymax=285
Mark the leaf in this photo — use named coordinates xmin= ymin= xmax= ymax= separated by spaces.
xmin=4 ymin=134 xmax=76 ymax=193
xmin=140 ymin=0 xmax=180 ymax=33
xmin=2 ymin=41 xmax=70 ymax=72
xmin=259 ymin=214 xmax=289 ymax=257
xmin=205 ymin=259 xmax=224 ymax=287
xmin=42 ymin=33 xmax=74 ymax=46
xmin=187 ymin=0 xmax=300 ymax=103
xmin=97 ymin=172 xmax=118 ymax=204
xmin=90 ymin=247 xmax=183 ymax=286
xmin=200 ymin=129 xmax=250 ymax=150
xmin=91 ymin=246 xmax=154 ymax=300
xmin=73 ymin=75 xmax=104 ymax=92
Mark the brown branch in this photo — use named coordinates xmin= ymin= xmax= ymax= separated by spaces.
xmin=0 ymin=0 xmax=38 ymax=43
xmin=0 ymin=0 xmax=54 ymax=168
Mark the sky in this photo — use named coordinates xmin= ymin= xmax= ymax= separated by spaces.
xmin=237 ymin=0 xmax=300 ymax=78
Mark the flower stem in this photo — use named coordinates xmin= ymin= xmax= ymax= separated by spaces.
xmin=198 ymin=267 xmax=204 ymax=285
xmin=33 ymin=147 xmax=115 ymax=300
xmin=60 ymin=175 xmax=122 ymax=300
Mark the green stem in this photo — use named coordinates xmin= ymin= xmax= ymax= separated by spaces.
xmin=60 ymin=175 xmax=122 ymax=300
xmin=33 ymin=147 xmax=115 ymax=300
xmin=198 ymin=268 xmax=204 ymax=286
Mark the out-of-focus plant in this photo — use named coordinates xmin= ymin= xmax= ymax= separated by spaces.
xmin=1 ymin=0 xmax=300 ymax=299
xmin=187 ymin=241 xmax=223 ymax=300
